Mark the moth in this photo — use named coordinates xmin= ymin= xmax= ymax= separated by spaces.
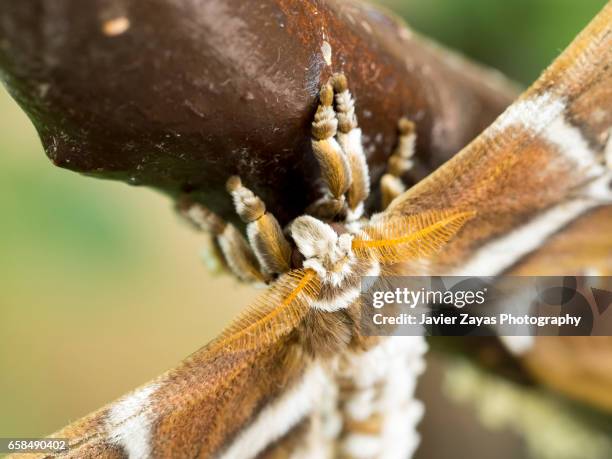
xmin=15 ymin=3 xmax=612 ymax=459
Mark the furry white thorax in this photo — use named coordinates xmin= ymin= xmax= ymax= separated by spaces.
xmin=291 ymin=215 xmax=355 ymax=287
xmin=310 ymin=261 xmax=380 ymax=312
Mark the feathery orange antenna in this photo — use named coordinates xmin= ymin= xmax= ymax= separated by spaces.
xmin=352 ymin=210 xmax=475 ymax=263
xmin=209 ymin=269 xmax=320 ymax=353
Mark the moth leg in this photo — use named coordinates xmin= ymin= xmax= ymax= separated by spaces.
xmin=332 ymin=73 xmax=371 ymax=222
xmin=227 ymin=176 xmax=293 ymax=277
xmin=308 ymin=82 xmax=352 ymax=220
xmin=178 ymin=199 xmax=267 ymax=283
xmin=380 ymin=118 xmax=417 ymax=210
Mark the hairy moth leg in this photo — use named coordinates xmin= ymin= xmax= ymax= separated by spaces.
xmin=380 ymin=118 xmax=417 ymax=209
xmin=332 ymin=74 xmax=371 ymax=222
xmin=179 ymin=200 xmax=266 ymax=283
xmin=308 ymin=82 xmax=352 ymax=219
xmin=227 ymin=176 xmax=293 ymax=277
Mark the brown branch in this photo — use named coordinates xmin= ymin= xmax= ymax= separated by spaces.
xmin=0 ymin=0 xmax=517 ymax=223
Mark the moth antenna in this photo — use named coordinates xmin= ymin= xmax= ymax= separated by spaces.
xmin=227 ymin=176 xmax=293 ymax=276
xmin=381 ymin=118 xmax=417 ymax=209
xmin=178 ymin=199 xmax=266 ymax=283
xmin=352 ymin=210 xmax=475 ymax=263
xmin=332 ymin=73 xmax=370 ymax=221
xmin=209 ymin=269 xmax=321 ymax=353
xmin=310 ymin=82 xmax=351 ymax=218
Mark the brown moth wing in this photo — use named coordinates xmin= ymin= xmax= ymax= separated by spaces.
xmin=508 ymin=205 xmax=612 ymax=277
xmin=14 ymin=271 xmax=321 ymax=459
xmin=378 ymin=4 xmax=612 ymax=417
xmin=507 ymin=205 xmax=612 ymax=413
xmin=382 ymin=3 xmax=611 ymax=276
xmin=27 ymin=345 xmax=306 ymax=459
xmin=256 ymin=417 xmax=323 ymax=459
xmin=523 ymin=336 xmax=612 ymax=413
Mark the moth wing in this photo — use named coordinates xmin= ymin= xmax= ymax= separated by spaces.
xmin=381 ymin=3 xmax=611 ymax=276
xmin=20 ymin=270 xmax=321 ymax=459
xmin=508 ymin=205 xmax=612 ymax=276
xmin=509 ymin=206 xmax=612 ymax=411
xmin=377 ymin=4 xmax=612 ymax=415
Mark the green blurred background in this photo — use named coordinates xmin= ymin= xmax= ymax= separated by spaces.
xmin=0 ymin=0 xmax=606 ymax=453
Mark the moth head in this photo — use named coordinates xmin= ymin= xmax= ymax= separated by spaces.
xmin=290 ymin=215 xmax=353 ymax=285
